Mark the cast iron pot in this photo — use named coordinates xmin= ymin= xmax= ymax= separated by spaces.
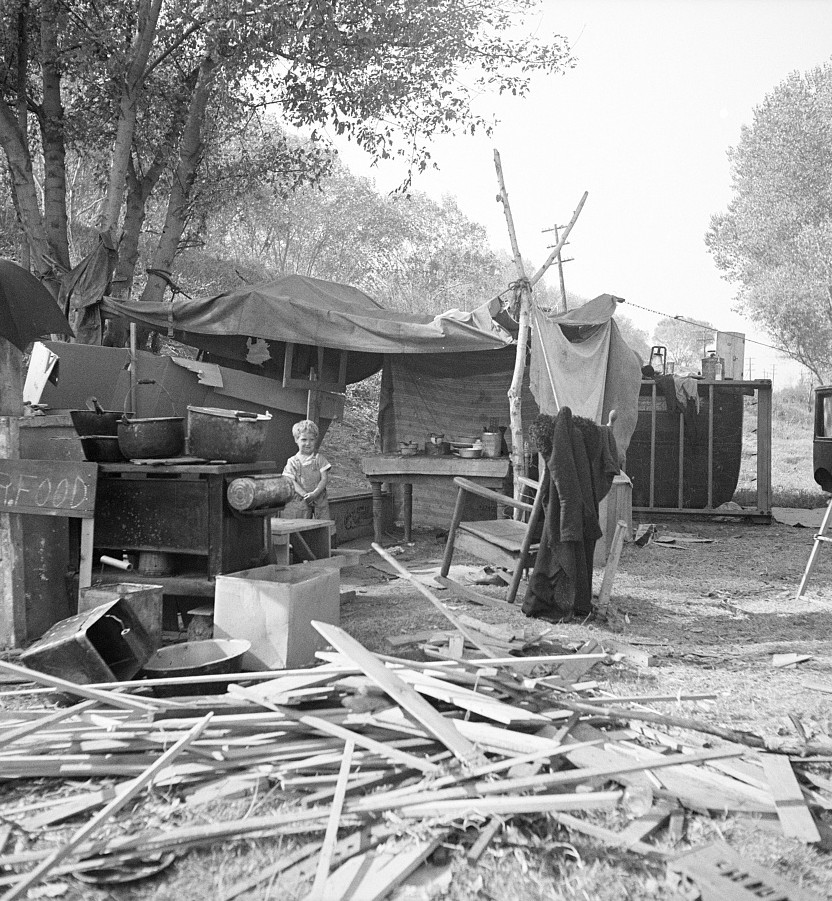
xmin=117 ymin=379 xmax=185 ymax=460
xmin=80 ymin=435 xmax=126 ymax=463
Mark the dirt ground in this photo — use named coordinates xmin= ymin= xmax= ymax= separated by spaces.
xmin=327 ymin=514 xmax=832 ymax=899
xmin=342 ymin=515 xmax=832 ymax=745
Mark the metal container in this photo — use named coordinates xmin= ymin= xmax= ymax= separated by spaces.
xmin=480 ymin=431 xmax=502 ymax=458
xmin=80 ymin=435 xmax=126 ymax=462
xmin=118 ymin=417 xmax=184 ymax=459
xmin=70 ymin=409 xmax=122 ymax=437
xmin=701 ymin=354 xmax=724 ymax=381
xmin=141 ymin=638 xmax=251 ymax=695
xmin=118 ymin=379 xmax=184 ymax=459
xmin=187 ymin=406 xmax=271 ymax=463
xmin=19 ymin=599 xmax=155 ymax=683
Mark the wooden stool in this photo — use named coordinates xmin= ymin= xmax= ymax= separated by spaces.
xmin=270 ymin=518 xmax=334 ymax=564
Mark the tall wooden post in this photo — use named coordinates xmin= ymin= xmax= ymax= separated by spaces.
xmin=493 ymin=147 xmax=588 ymax=502
xmin=494 ymin=150 xmax=533 ymax=502
xmin=0 ymin=337 xmax=26 ymax=647
xmin=554 ymin=224 xmax=568 ymax=314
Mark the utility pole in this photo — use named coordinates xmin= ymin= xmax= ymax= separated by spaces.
xmin=541 ymin=223 xmax=573 ymax=314
xmin=553 ymin=225 xmax=568 ymax=313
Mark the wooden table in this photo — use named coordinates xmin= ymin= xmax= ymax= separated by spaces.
xmin=361 ymin=454 xmax=511 ymax=543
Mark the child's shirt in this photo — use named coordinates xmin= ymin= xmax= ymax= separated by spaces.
xmin=283 ymin=452 xmax=331 ymax=496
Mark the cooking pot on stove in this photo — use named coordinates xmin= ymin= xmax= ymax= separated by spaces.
xmin=118 ymin=379 xmax=185 ymax=460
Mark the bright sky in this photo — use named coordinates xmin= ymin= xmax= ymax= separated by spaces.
xmin=336 ymin=0 xmax=832 ymax=386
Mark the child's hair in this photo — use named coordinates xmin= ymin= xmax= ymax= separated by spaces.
xmin=292 ymin=419 xmax=319 ymax=440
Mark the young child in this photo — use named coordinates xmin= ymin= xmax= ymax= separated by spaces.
xmin=282 ymin=419 xmax=333 ymax=530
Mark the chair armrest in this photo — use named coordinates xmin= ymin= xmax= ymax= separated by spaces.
xmin=518 ymin=476 xmax=541 ymax=491
xmin=452 ymin=477 xmax=533 ymax=514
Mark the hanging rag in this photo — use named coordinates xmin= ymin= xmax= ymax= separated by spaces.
xmin=522 ymin=407 xmax=620 ymax=620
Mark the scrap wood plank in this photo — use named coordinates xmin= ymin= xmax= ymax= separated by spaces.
xmin=466 ymin=816 xmax=503 ymax=863
xmin=550 ymin=812 xmax=669 ymax=859
xmin=3 ymin=713 xmax=212 ymax=901
xmin=307 ymin=739 xmax=355 ymax=901
xmin=456 ymin=614 xmax=524 ymax=641
xmin=355 ymin=738 xmax=606 ymax=813
xmin=353 ymin=747 xmax=743 ymax=816
xmin=396 ymin=790 xmax=623 ymax=819
xmin=0 ymin=660 xmax=158 ymax=712
xmin=0 ymin=699 xmax=97 ymax=746
xmin=311 ymin=621 xmax=484 ymax=767
xmin=618 ymin=800 xmax=675 ymax=847
xmin=221 ymin=824 xmax=391 ymax=901
xmin=555 ymin=639 xmax=606 ymax=683
xmin=761 ymin=753 xmax=822 ymax=843
xmin=602 ymin=639 xmax=657 ymax=668
xmin=394 ymin=667 xmax=549 ymax=724
xmin=228 ymin=683 xmax=441 ymax=774
xmin=372 ymin=545 xmax=500 ymax=659
xmin=669 ymin=842 xmax=826 ymax=901
xmin=772 ymin=653 xmax=813 ymax=668
xmin=435 ymin=574 xmax=510 ymax=608
xmin=317 ymin=832 xmax=447 ymax=901
xmin=595 ymin=519 xmax=628 ymax=617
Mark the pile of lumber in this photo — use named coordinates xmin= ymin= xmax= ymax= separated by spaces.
xmin=0 ymin=617 xmax=829 ymax=900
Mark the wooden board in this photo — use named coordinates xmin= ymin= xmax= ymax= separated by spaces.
xmin=761 ymin=754 xmax=821 ymax=843
xmin=0 ymin=459 xmax=97 ymax=518
xmin=311 ymin=622 xmax=483 ymax=766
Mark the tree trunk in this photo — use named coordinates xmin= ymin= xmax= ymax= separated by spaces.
xmin=0 ymin=101 xmax=49 ymax=267
xmin=38 ymin=0 xmax=70 ymax=273
xmin=141 ymin=55 xmax=216 ymax=304
xmin=100 ymin=0 xmax=164 ymax=233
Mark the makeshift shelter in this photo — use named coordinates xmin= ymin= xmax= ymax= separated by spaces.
xmin=379 ymin=294 xmax=642 ymax=523
xmin=89 ymin=276 xmax=642 ymax=526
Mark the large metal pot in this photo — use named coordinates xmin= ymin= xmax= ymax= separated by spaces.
xmin=70 ymin=409 xmax=122 ymax=437
xmin=118 ymin=379 xmax=185 ymax=460
xmin=187 ymin=406 xmax=271 ymax=463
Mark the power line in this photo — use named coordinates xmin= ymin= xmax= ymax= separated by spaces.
xmin=619 ymin=298 xmax=787 ymax=354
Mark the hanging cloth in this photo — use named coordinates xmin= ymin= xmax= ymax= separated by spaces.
xmin=530 ymin=303 xmax=612 ymax=420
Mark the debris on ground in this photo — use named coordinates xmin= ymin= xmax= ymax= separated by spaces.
xmin=0 ymin=611 xmax=829 ymax=901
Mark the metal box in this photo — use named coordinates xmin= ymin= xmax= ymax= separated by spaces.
xmin=78 ymin=582 xmax=164 ymax=652
xmin=214 ymin=561 xmax=340 ymax=670
xmin=20 ymin=599 xmax=155 ymax=683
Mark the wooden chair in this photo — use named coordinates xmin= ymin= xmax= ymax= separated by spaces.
xmin=439 ymin=474 xmax=545 ymax=604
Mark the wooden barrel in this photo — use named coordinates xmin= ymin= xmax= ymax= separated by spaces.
xmin=227 ymin=475 xmax=294 ymax=511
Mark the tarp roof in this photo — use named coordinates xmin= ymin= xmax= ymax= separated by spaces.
xmin=101 ymin=273 xmax=513 ymax=356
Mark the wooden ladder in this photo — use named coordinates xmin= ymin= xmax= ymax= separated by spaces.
xmin=796 ymin=496 xmax=832 ymax=597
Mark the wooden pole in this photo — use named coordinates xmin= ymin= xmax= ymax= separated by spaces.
xmin=493 ymin=148 xmax=588 ymax=502
xmin=0 ymin=337 xmax=25 ymax=648
xmin=494 ymin=149 xmax=533 ymax=501
xmin=554 ymin=225 xmax=568 ymax=314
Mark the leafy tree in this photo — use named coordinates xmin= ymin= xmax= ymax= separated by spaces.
xmin=180 ymin=157 xmax=506 ymax=313
xmin=652 ymin=317 xmax=714 ymax=372
xmin=706 ymin=62 xmax=832 ymax=380
xmin=615 ymin=315 xmax=651 ymax=363
xmin=0 ymin=0 xmax=571 ymax=342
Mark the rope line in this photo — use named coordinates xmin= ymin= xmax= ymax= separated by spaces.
xmin=619 ymin=298 xmax=786 ymax=354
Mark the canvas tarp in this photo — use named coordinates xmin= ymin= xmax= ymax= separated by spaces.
xmin=101 ymin=273 xmax=513 ymax=367
xmin=529 ymin=293 xmax=642 ymax=462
